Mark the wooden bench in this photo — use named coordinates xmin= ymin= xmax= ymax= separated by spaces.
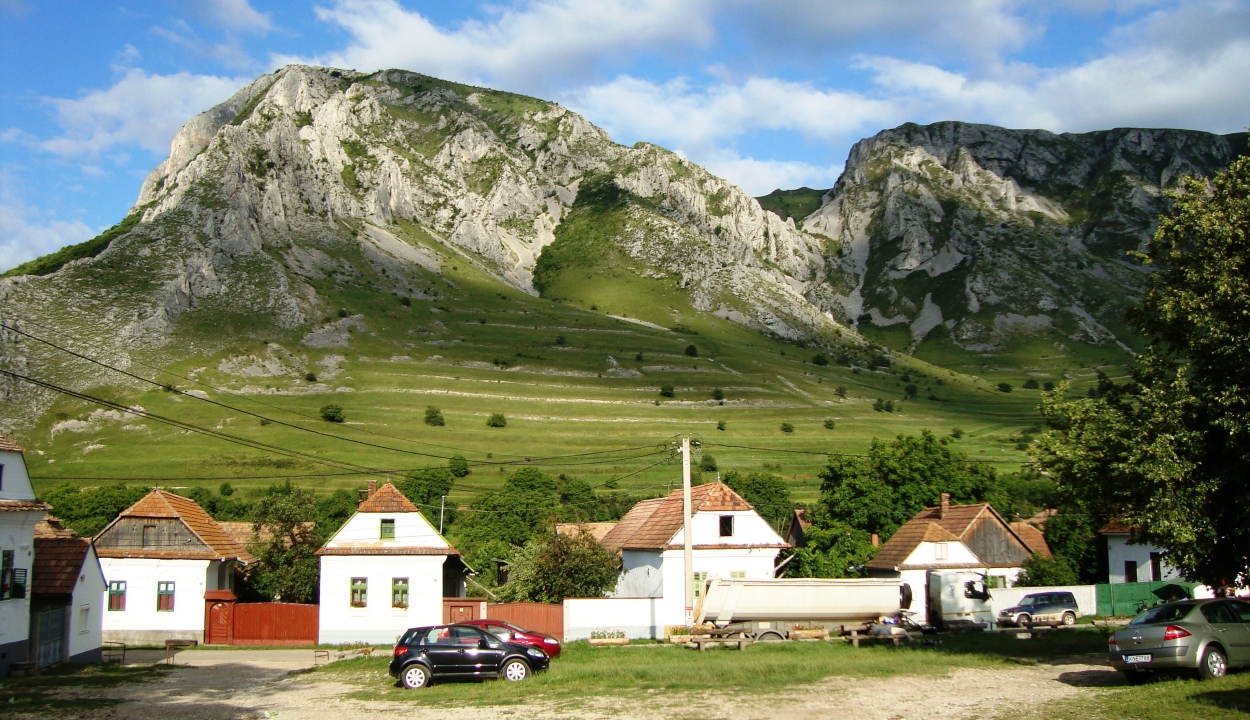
xmin=689 ymin=627 xmax=754 ymax=651
xmin=843 ymin=627 xmax=910 ymax=648
xmin=164 ymin=639 xmax=198 ymax=664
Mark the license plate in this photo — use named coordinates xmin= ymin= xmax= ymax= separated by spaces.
xmin=1125 ymin=654 xmax=1151 ymax=664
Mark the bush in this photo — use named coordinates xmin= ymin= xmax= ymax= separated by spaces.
xmin=1043 ymin=381 xmax=1055 ymax=391
xmin=659 ymin=385 xmax=675 ymax=398
xmin=835 ymin=386 xmax=847 ymax=398
xmin=304 ymin=372 xmax=317 ymax=382
xmin=873 ymin=399 xmax=894 ymax=412
xmin=487 ymin=413 xmax=507 ymax=427
xmin=337 ymin=308 xmax=348 ymax=318
xmin=711 ymin=387 xmax=724 ymax=401
xmin=449 ymin=455 xmax=470 ymax=478
xmin=904 ymin=384 xmax=918 ymax=398
xmin=635 ymin=352 xmax=643 ymax=361
xmin=997 ymin=382 xmax=1013 ymax=393
xmin=823 ymin=419 xmax=836 ymax=430
xmin=812 ymin=354 xmax=829 ymax=366
xmin=399 ymin=296 xmax=411 ymax=306
xmin=319 ymin=404 xmax=345 ymax=423
xmin=684 ymin=344 xmax=698 ymax=357
xmin=555 ymin=335 xmax=567 ymax=346
xmin=698 ymin=454 xmax=718 ymax=472
xmin=780 ymin=422 xmax=795 ymax=434
xmin=716 ymin=421 xmax=726 ymax=431
xmin=424 ymin=406 xmax=445 ymax=426
xmin=1015 ymin=554 xmax=1079 ymax=587
xmin=951 ymin=427 xmax=964 ymax=438
xmin=1023 ymin=378 xmax=1040 ymax=389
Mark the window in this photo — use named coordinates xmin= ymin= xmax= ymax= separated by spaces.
xmin=380 ymin=519 xmax=396 ymax=540
xmin=108 ymin=581 xmax=126 ymax=611
xmin=79 ymin=605 xmax=90 ymax=633
xmin=692 ymin=571 xmax=708 ymax=599
xmin=1124 ymin=560 xmax=1138 ymax=584
xmin=1149 ymin=552 xmax=1163 ymax=582
xmin=392 ymin=578 xmax=409 ymax=608
xmin=0 ymin=550 xmax=24 ymax=600
xmin=987 ymin=576 xmax=1006 ymax=589
xmin=719 ymin=515 xmax=734 ymax=537
xmin=934 ymin=542 xmax=949 ymax=560
xmin=730 ymin=571 xmax=746 ymax=579
xmin=157 ymin=582 xmax=175 ymax=612
xmin=351 ymin=578 xmax=368 ymax=607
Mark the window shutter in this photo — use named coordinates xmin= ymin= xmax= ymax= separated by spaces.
xmin=12 ymin=568 xmax=26 ymax=599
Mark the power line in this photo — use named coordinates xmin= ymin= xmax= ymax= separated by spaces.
xmin=706 ymin=441 xmax=1035 ymax=464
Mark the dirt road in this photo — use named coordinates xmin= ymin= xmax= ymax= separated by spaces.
xmin=14 ymin=649 xmax=1124 ymax=720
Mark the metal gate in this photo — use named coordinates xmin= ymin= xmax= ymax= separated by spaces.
xmin=35 ymin=607 xmax=66 ymax=668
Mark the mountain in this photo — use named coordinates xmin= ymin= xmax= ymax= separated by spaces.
xmin=795 ymin=122 xmax=1247 ymax=369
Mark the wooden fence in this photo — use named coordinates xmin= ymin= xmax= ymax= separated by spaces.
xmin=232 ymin=603 xmax=319 ymax=646
xmin=487 ymin=602 xmax=564 ymax=640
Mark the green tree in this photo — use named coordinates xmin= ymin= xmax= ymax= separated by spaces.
xmin=823 ymin=419 xmax=836 ymax=430
xmin=1014 ymin=554 xmax=1079 ymax=587
xmin=684 ymin=344 xmax=698 ymax=357
xmin=723 ymin=470 xmax=792 ymax=530
xmin=41 ymin=483 xmax=149 ymax=536
xmin=424 ymin=406 xmax=445 ymax=426
xmin=1023 ymin=379 xmax=1040 ymax=390
xmin=242 ymin=481 xmax=324 ymax=603
xmin=780 ymin=422 xmax=795 ymax=433
xmin=319 ymin=404 xmax=345 ymax=422
xmin=448 ymin=454 xmax=470 ymax=478
xmin=487 ymin=413 xmax=507 ymax=427
xmin=659 ymin=385 xmax=674 ymax=398
xmin=1032 ymin=154 xmax=1250 ymax=587
xmin=711 ymin=387 xmax=724 ymax=401
xmin=812 ymin=353 xmax=829 ymax=366
xmin=496 ymin=531 xmax=619 ymax=603
xmin=396 ymin=467 xmax=456 ymax=526
xmin=698 ymin=454 xmax=718 ymax=472
xmin=783 ymin=508 xmax=875 ymax=578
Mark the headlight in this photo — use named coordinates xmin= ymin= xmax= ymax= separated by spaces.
xmin=526 ymin=647 xmax=546 ymax=658
xmin=543 ymin=638 xmax=559 ymax=644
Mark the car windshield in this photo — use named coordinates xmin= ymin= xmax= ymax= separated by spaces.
xmin=1019 ymin=595 xmax=1041 ymax=607
xmin=1131 ymin=604 xmax=1192 ymax=625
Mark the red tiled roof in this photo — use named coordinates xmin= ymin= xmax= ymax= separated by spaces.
xmin=357 ymin=482 xmax=418 ymax=513
xmin=32 ymin=537 xmax=91 ymax=596
xmin=601 ymin=482 xmax=773 ymax=552
xmin=99 ymin=489 xmax=255 ymax=563
xmin=1101 ymin=518 xmax=1135 ymax=534
xmin=34 ymin=516 xmax=77 ymax=538
xmin=0 ymin=432 xmax=24 ymax=453
xmin=315 ymin=546 xmax=459 ymax=556
xmin=0 ymin=499 xmax=52 ymax=513
xmin=556 ymin=522 xmax=618 ymax=542
xmin=219 ymin=521 xmax=315 ymax=548
xmin=1010 ymin=521 xmax=1053 ymax=558
xmin=867 ymin=502 xmax=1029 ymax=571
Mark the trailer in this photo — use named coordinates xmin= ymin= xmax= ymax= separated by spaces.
xmin=694 ymin=577 xmax=905 ymax=640
xmin=923 ymin=569 xmax=994 ymax=630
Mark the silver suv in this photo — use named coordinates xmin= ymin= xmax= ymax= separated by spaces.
xmin=997 ymin=591 xmax=1080 ymax=627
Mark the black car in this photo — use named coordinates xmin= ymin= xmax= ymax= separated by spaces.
xmin=388 ymin=623 xmax=551 ymax=689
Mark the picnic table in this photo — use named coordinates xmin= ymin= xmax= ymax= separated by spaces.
xmin=842 ymin=625 xmax=911 ymax=648
xmin=691 ymin=627 xmax=753 ymax=651
xmin=164 ymin=638 xmax=198 ymax=664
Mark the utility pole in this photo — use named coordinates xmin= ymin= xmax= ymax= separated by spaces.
xmin=682 ymin=436 xmax=694 ymax=625
xmin=439 ymin=495 xmax=446 ymax=534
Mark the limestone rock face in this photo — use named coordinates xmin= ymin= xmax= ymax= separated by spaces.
xmin=803 ymin=121 xmax=1247 ymax=351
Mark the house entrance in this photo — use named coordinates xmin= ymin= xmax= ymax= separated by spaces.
xmin=35 ymin=607 xmax=66 ymax=668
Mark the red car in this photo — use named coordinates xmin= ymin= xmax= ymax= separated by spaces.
xmin=459 ymin=619 xmax=562 ymax=659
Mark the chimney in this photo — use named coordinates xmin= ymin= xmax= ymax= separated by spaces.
xmin=871 ymin=533 xmax=879 ymax=548
xmin=367 ymin=480 xmax=378 ymax=497
xmin=940 ymin=493 xmax=951 ymax=519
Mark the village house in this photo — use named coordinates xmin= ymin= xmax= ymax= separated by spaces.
xmin=1099 ymin=519 xmax=1182 ymax=584
xmin=598 ymin=482 xmax=789 ymax=628
xmin=315 ymin=481 xmax=467 ymax=645
xmin=866 ymin=494 xmax=1036 ymax=622
xmin=0 ymin=432 xmax=52 ymax=674
xmin=30 ymin=517 xmax=106 ymax=667
xmin=94 ymin=489 xmax=254 ymax=645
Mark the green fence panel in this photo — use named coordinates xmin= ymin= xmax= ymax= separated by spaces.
xmin=1094 ymin=581 xmax=1199 ymax=617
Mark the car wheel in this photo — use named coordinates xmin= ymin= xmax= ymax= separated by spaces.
xmin=402 ymin=664 xmax=430 ymax=690
xmin=756 ymin=631 xmax=785 ymax=643
xmin=1017 ymin=614 xmax=1031 ymax=627
xmin=502 ymin=659 xmax=530 ymax=682
xmin=1061 ymin=612 xmax=1076 ymax=626
xmin=1199 ymin=646 xmax=1228 ymax=681
xmin=1123 ymin=669 xmax=1148 ymax=685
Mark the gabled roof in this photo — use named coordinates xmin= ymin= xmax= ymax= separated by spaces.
xmin=556 ymin=522 xmax=618 ymax=542
xmin=32 ymin=537 xmax=91 ymax=597
xmin=1010 ymin=521 xmax=1053 ymax=559
xmin=867 ymin=501 xmax=1029 ymax=571
xmin=0 ymin=432 xmax=24 ymax=453
xmin=0 ymin=499 xmax=52 ymax=513
xmin=95 ymin=489 xmax=255 ymax=563
xmin=357 ymin=482 xmax=418 ymax=513
xmin=601 ymin=482 xmax=783 ymax=552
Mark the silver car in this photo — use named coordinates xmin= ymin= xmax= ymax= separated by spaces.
xmin=1110 ymin=599 xmax=1250 ymax=683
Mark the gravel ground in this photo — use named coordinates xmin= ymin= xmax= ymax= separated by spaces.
xmin=10 ymin=649 xmax=1125 ymax=720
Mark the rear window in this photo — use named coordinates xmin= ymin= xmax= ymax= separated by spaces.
xmin=1131 ymin=604 xmax=1193 ymax=625
xmin=399 ymin=628 xmax=429 ymax=645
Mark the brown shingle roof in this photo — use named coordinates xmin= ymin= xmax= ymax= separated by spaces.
xmin=0 ymin=432 xmax=25 ymax=453
xmin=0 ymin=499 xmax=52 ymax=513
xmin=357 ymin=482 xmax=418 ymax=513
xmin=35 ymin=516 xmax=77 ymax=538
xmin=32 ymin=537 xmax=91 ymax=596
xmin=1010 ymin=521 xmax=1053 ymax=559
xmin=867 ymin=502 xmax=1027 ymax=571
xmin=99 ymin=489 xmax=255 ymax=563
xmin=218 ymin=521 xmax=315 ymax=548
xmin=556 ymin=522 xmax=618 ymax=542
xmin=601 ymin=482 xmax=770 ymax=552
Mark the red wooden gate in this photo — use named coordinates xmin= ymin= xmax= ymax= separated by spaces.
xmin=487 ymin=602 xmax=563 ymax=640
xmin=231 ymin=603 xmax=319 ymax=646
xmin=207 ymin=602 xmax=233 ymax=644
xmin=443 ymin=598 xmax=485 ymax=624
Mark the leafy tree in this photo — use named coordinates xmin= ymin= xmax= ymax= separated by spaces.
xmin=448 ymin=454 xmax=470 ymax=478
xmin=1032 ymin=154 xmax=1250 ymax=587
xmin=496 ymin=531 xmax=619 ymax=603
xmin=997 ymin=382 xmax=1013 ymax=393
xmin=1043 ymin=381 xmax=1055 ymax=392
xmin=812 ymin=354 xmax=829 ymax=366
xmin=711 ymin=387 xmax=724 ymax=401
xmin=319 ymin=404 xmax=345 ymax=422
xmin=555 ymin=334 xmax=567 ymax=346
xmin=685 ymin=344 xmax=698 ymax=357
xmin=1023 ymin=379 xmax=1040 ymax=390
xmin=424 ymin=406 xmax=445 ymax=426
xmin=454 ymin=468 xmax=559 ymax=549
xmin=698 ymin=454 xmax=718 ymax=472
xmin=304 ymin=372 xmax=317 ymax=382
xmin=835 ymin=386 xmax=848 ymax=398
xmin=904 ymin=384 xmax=918 ymax=398
xmin=823 ymin=419 xmax=836 ymax=430
xmin=783 ymin=508 xmax=875 ymax=578
xmin=242 ymin=481 xmax=324 ymax=603
xmin=219 ymin=482 xmax=235 ymax=497
xmin=487 ymin=413 xmax=507 ymax=427
xmin=723 ymin=470 xmax=792 ymax=530
xmin=716 ymin=420 xmax=726 ymax=431
xmin=780 ymin=422 xmax=795 ymax=433
xmin=1015 ymin=554 xmax=1079 ymax=587
xmin=396 ymin=467 xmax=456 ymax=526
xmin=659 ymin=385 xmax=674 ymax=398
xmin=818 ymin=430 xmax=1003 ymax=542
xmin=315 ymin=488 xmax=359 ymax=536
xmin=41 ymin=483 xmax=149 ymax=537
xmin=951 ymin=427 xmax=964 ymax=439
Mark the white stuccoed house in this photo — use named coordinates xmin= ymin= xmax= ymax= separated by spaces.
xmin=0 ymin=433 xmax=52 ymax=674
xmin=598 ymin=482 xmax=789 ymax=633
xmin=316 ymin=481 xmax=466 ymax=645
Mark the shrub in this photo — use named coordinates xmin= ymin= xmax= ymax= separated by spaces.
xmin=780 ymin=422 xmax=795 ymax=434
xmin=823 ymin=419 xmax=836 ymax=430
xmin=555 ymin=335 xmax=567 ymax=346
xmin=337 ymin=308 xmax=348 ymax=318
xmin=711 ymin=387 xmax=724 ymax=401
xmin=659 ymin=385 xmax=675 ymax=398
xmin=1043 ymin=381 xmax=1055 ymax=392
xmin=904 ymin=384 xmax=918 ymax=398
xmin=487 ymin=413 xmax=507 ymax=427
xmin=835 ymin=385 xmax=847 ymax=398
xmin=1023 ymin=378 xmax=1040 ymax=389
xmin=951 ymin=427 xmax=964 ymax=439
xmin=716 ymin=421 xmax=726 ymax=431
xmin=635 ymin=352 xmax=643 ymax=361
xmin=219 ymin=482 xmax=234 ymax=497
xmin=304 ymin=372 xmax=317 ymax=382
xmin=812 ymin=354 xmax=829 ymax=366
xmin=873 ymin=399 xmax=886 ymax=412
xmin=400 ymin=296 xmax=411 ymax=306
xmin=424 ymin=406 xmax=445 ymax=426
xmin=448 ymin=454 xmax=470 ymax=478
xmin=698 ymin=454 xmax=718 ymax=472
xmin=684 ymin=344 xmax=698 ymax=357
xmin=319 ymin=404 xmax=345 ymax=423
xmin=997 ymin=382 xmax=1013 ymax=393
xmin=883 ymin=400 xmax=894 ymax=412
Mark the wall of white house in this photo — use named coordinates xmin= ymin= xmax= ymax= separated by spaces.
xmin=1106 ymin=535 xmax=1181 ymax=584
xmin=324 ymin=511 xmax=450 ymax=550
xmin=318 ymin=555 xmax=445 ymax=645
xmin=99 ymin=558 xmax=213 ymax=644
xmin=681 ymin=510 xmax=784 ymax=547
xmin=903 ymin=540 xmax=981 ymax=567
xmin=0 ymin=510 xmax=39 ymax=666
xmin=68 ymin=545 xmax=106 ymax=661
xmin=0 ymin=449 xmax=35 ymax=502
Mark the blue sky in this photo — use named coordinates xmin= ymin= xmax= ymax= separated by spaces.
xmin=2 ymin=0 xmax=1249 ymax=272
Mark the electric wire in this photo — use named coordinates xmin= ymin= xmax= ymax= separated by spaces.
xmin=706 ymin=441 xmax=1035 ymax=464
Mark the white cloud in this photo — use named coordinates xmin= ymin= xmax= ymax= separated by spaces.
xmin=0 ymin=179 xmax=96 ymax=273
xmin=184 ymin=0 xmax=272 ymax=33
xmin=700 ymin=152 xmax=842 ymax=196
xmin=38 ymin=68 xmax=248 ymax=158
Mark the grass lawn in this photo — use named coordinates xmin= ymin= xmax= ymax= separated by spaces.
xmin=312 ymin=630 xmax=1110 ymax=705
xmin=1010 ymin=672 xmax=1250 ymax=720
